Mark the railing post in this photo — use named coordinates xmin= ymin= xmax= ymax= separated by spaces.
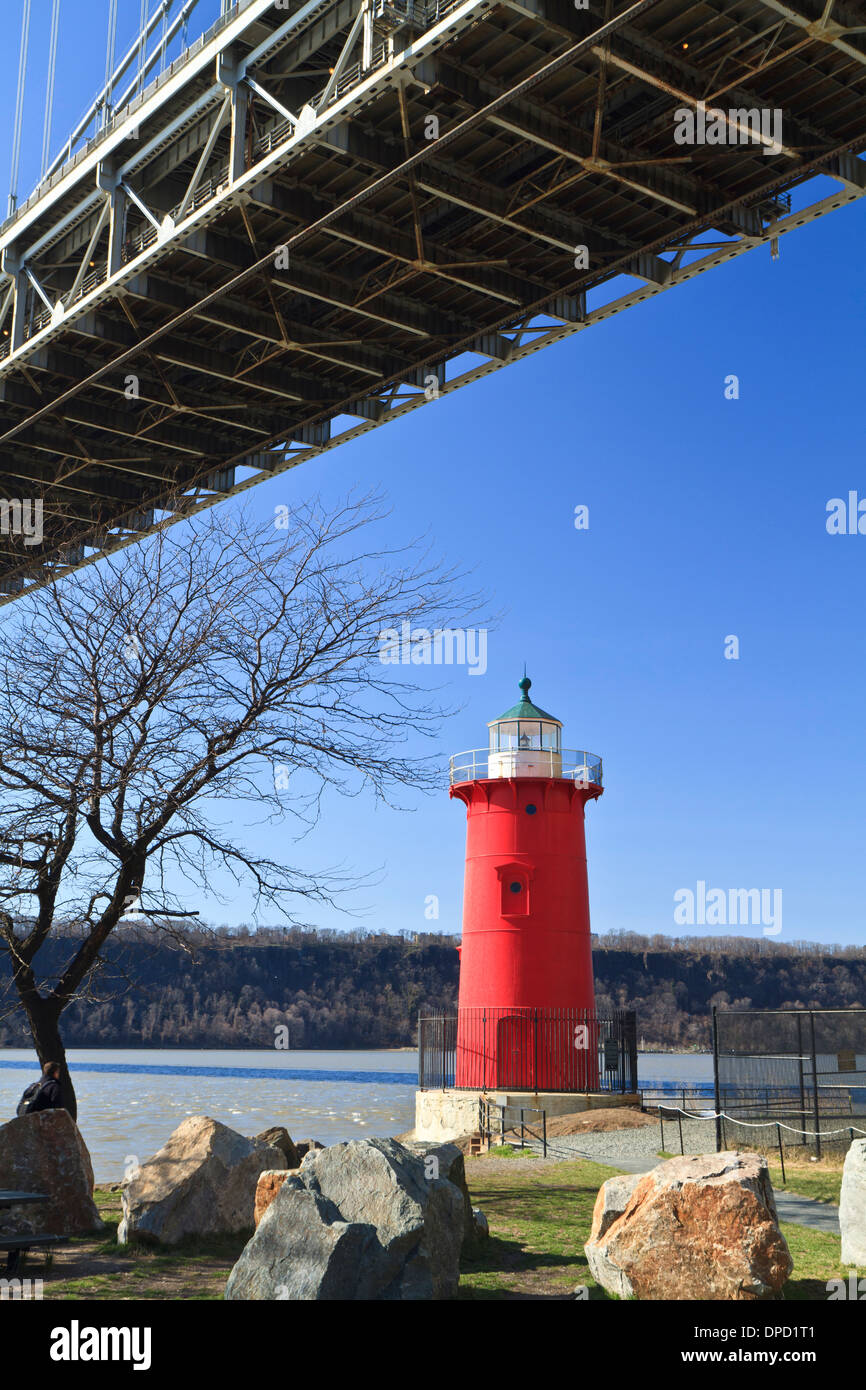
xmin=712 ymin=1006 xmax=722 ymax=1154
xmin=797 ymin=1012 xmax=806 ymax=1132
xmin=542 ymin=1108 xmax=547 ymax=1158
xmin=441 ymin=1012 xmax=446 ymax=1089
xmin=483 ymin=1009 xmax=487 ymax=1091
xmin=659 ymin=1106 xmax=664 ymax=1153
xmin=809 ymin=1010 xmax=821 ymax=1159
xmin=534 ymin=1007 xmax=538 ymax=1091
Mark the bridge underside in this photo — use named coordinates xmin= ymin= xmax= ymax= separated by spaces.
xmin=0 ymin=0 xmax=864 ymax=597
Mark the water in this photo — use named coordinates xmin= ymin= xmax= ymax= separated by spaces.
xmin=0 ymin=1047 xmax=725 ymax=1181
xmin=0 ymin=1048 xmax=418 ymax=1183
xmin=638 ymin=1053 xmax=715 ymax=1093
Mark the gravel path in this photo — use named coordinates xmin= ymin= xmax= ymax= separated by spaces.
xmin=515 ymin=1115 xmax=713 ymax=1163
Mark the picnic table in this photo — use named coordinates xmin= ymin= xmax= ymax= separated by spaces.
xmin=0 ymin=1190 xmax=67 ymax=1276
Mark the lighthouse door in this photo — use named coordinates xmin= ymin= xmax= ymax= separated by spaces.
xmin=495 ymin=1014 xmax=532 ymax=1089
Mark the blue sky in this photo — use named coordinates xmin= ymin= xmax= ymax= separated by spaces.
xmin=2 ymin=3 xmax=865 ymax=946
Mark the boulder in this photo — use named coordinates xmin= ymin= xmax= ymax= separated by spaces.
xmin=226 ymin=1137 xmax=465 ymax=1300
xmin=591 ymin=1172 xmax=643 ymax=1241
xmin=584 ymin=1152 xmax=792 ymax=1301
xmin=295 ymin=1139 xmax=324 ymax=1161
xmin=471 ymin=1207 xmax=489 ymax=1241
xmin=118 ymin=1116 xmax=286 ymax=1246
xmin=0 ymin=1109 xmax=101 ymax=1236
xmin=254 ymin=1127 xmax=300 ymax=1168
xmin=255 ymin=1169 xmax=294 ymax=1227
xmin=841 ymin=1139 xmax=866 ymax=1267
xmin=231 ymin=1179 xmax=381 ymax=1300
xmin=404 ymin=1139 xmax=483 ymax=1255
xmin=583 ymin=1174 xmax=644 ymax=1300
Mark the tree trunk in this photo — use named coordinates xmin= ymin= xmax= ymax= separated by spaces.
xmin=23 ymin=997 xmax=77 ymax=1122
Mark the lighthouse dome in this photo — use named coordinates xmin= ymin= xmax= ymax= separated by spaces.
xmin=492 ymin=674 xmax=561 ymax=727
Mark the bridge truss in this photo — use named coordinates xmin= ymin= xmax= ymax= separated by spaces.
xmin=0 ymin=0 xmax=864 ymax=598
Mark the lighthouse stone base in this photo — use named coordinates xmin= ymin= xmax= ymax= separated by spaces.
xmin=414 ymin=1088 xmax=642 ymax=1143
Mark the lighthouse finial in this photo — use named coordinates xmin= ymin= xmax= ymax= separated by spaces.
xmin=518 ymin=670 xmax=531 ymax=700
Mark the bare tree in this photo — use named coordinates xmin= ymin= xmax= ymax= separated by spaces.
xmin=0 ymin=494 xmax=480 ymax=1118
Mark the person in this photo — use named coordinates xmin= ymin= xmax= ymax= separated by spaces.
xmin=17 ymin=1061 xmax=63 ymax=1116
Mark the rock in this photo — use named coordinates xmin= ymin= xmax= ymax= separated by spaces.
xmin=471 ymin=1206 xmax=489 ymax=1241
xmin=255 ymin=1170 xmax=294 ymax=1227
xmin=230 ymin=1179 xmax=381 ymax=1300
xmin=404 ymin=1139 xmax=480 ymax=1255
xmin=583 ymin=1171 xmax=646 ymax=1300
xmin=0 ymin=1110 xmax=101 ymax=1236
xmin=841 ymin=1139 xmax=866 ymax=1267
xmin=254 ymin=1127 xmax=300 ymax=1168
xmin=295 ymin=1139 xmax=324 ymax=1161
xmin=591 ymin=1172 xmax=643 ymax=1241
xmin=584 ymin=1152 xmax=792 ymax=1301
xmin=118 ymin=1116 xmax=287 ymax=1246
xmin=226 ymin=1137 xmax=464 ymax=1300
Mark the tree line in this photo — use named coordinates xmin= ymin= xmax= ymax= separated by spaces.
xmin=2 ymin=926 xmax=864 ymax=1051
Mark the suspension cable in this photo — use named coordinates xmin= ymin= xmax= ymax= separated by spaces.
xmin=41 ymin=0 xmax=61 ymax=180
xmin=159 ymin=0 xmax=169 ymax=74
xmin=8 ymin=0 xmax=32 ymax=218
xmin=103 ymin=0 xmax=119 ymax=128
xmin=138 ymin=0 xmax=149 ymax=94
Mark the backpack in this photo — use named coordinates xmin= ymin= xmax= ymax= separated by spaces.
xmin=16 ymin=1081 xmax=43 ymax=1117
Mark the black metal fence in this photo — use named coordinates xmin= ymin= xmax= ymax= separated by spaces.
xmin=712 ymin=1006 xmax=866 ymax=1156
xmin=418 ymin=1007 xmax=637 ymax=1093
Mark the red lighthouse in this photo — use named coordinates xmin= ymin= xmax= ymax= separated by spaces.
xmin=450 ymin=676 xmax=603 ymax=1091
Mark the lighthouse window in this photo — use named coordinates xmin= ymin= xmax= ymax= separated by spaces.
xmin=509 ymin=882 xmax=522 ymax=894
xmin=517 ymin=721 xmax=542 ymax=749
xmin=525 ymin=804 xmax=537 ymax=815
xmin=494 ymin=720 xmax=519 ymax=750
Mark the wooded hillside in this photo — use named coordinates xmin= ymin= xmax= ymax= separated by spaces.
xmin=2 ymin=927 xmax=864 ymax=1050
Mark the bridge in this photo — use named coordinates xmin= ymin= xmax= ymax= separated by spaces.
xmin=0 ymin=0 xmax=864 ymax=599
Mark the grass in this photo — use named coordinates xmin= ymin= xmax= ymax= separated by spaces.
xmin=459 ymin=1154 xmax=617 ymax=1299
xmin=765 ymin=1157 xmax=845 ymax=1206
xmin=13 ymin=1155 xmax=860 ymax=1302
xmin=19 ymin=1186 xmax=249 ymax=1301
xmin=458 ymin=1152 xmax=862 ymax=1301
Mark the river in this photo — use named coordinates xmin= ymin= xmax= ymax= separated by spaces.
xmin=0 ymin=1047 xmax=713 ymax=1182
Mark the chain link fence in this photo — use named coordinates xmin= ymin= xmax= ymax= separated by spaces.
xmin=710 ymin=1007 xmax=866 ymax=1156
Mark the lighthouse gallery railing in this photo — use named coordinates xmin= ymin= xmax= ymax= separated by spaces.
xmin=449 ymin=749 xmax=603 ymax=785
xmin=418 ymin=1008 xmax=638 ymax=1093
